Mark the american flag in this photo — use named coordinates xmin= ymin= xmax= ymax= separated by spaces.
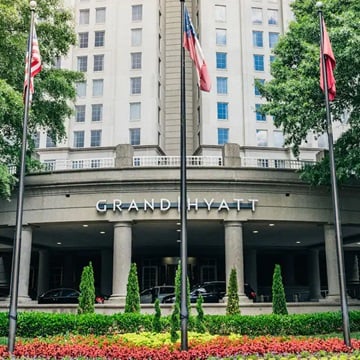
xmin=183 ymin=6 xmax=211 ymax=92
xmin=23 ymin=25 xmax=42 ymax=102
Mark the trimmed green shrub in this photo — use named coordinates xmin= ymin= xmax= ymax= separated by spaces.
xmin=152 ymin=298 xmax=161 ymax=333
xmin=124 ymin=263 xmax=140 ymax=313
xmin=195 ymin=295 xmax=206 ymax=333
xmin=78 ymin=261 xmax=95 ymax=314
xmin=272 ymin=264 xmax=288 ymax=315
xmin=226 ymin=267 xmax=240 ymax=315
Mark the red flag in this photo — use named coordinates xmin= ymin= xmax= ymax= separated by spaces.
xmin=183 ymin=7 xmax=211 ymax=92
xmin=24 ymin=25 xmax=42 ymax=102
xmin=320 ymin=19 xmax=336 ymax=101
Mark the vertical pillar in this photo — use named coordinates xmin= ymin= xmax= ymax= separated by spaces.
xmin=323 ymin=224 xmax=341 ymax=302
xmin=308 ymin=249 xmax=321 ymax=301
xmin=101 ymin=249 xmax=113 ymax=297
xmin=224 ymin=221 xmax=248 ymax=301
xmin=110 ymin=222 xmax=132 ymax=303
xmin=18 ymin=226 xmax=33 ymax=302
xmin=37 ymin=250 xmax=49 ymax=298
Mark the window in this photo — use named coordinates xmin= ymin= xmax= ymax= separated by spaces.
xmin=254 ymin=79 xmax=265 ymax=96
xmin=93 ymin=54 xmax=104 ymax=71
xmin=73 ymin=131 xmax=85 ymax=148
xmin=273 ymin=130 xmax=284 ymax=147
xmin=132 ymin=5 xmax=143 ymax=21
xmin=90 ymin=130 xmax=102 ymax=147
xmin=256 ymin=129 xmax=268 ymax=146
xmin=77 ymin=56 xmax=88 ymax=72
xmin=130 ymin=77 xmax=141 ymax=94
xmin=217 ymin=102 xmax=228 ymax=120
xmin=253 ymin=55 xmax=264 ymax=71
xmin=252 ymin=31 xmax=263 ymax=47
xmin=46 ymin=132 xmax=56 ymax=148
xmin=32 ymin=132 xmax=40 ymax=148
xmin=91 ymin=104 xmax=103 ymax=121
xmin=131 ymin=28 xmax=142 ymax=46
xmin=131 ymin=52 xmax=142 ymax=69
xmin=94 ymin=31 xmax=105 ymax=47
xmin=96 ymin=7 xmax=106 ymax=23
xmin=130 ymin=102 xmax=141 ymax=121
xmin=79 ymin=9 xmax=90 ymax=25
xmin=217 ymin=128 xmax=229 ymax=145
xmin=216 ymin=52 xmax=227 ymax=69
xmin=270 ymin=55 xmax=276 ymax=64
xmin=255 ymin=104 xmax=266 ymax=121
xmin=76 ymin=81 xmax=86 ymax=97
xmin=130 ymin=128 xmax=140 ymax=145
xmin=216 ymin=77 xmax=228 ymax=94
xmin=92 ymin=79 xmax=104 ymax=96
xmin=216 ymin=29 xmax=227 ymax=46
xmin=78 ymin=32 xmax=89 ymax=48
xmin=75 ymin=105 xmax=86 ymax=122
xmin=268 ymin=9 xmax=278 ymax=25
xmin=215 ymin=5 xmax=226 ymax=22
xmin=252 ymin=7 xmax=263 ymax=24
xmin=269 ymin=32 xmax=279 ymax=48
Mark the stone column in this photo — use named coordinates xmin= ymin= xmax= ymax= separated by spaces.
xmin=308 ymin=249 xmax=321 ymax=301
xmin=101 ymin=249 xmax=113 ymax=297
xmin=224 ymin=221 xmax=248 ymax=301
xmin=110 ymin=222 xmax=132 ymax=303
xmin=37 ymin=250 xmax=49 ymax=297
xmin=322 ymin=224 xmax=341 ymax=302
xmin=18 ymin=226 xmax=33 ymax=302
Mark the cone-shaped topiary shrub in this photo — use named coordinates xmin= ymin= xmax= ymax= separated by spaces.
xmin=152 ymin=298 xmax=161 ymax=333
xmin=272 ymin=263 xmax=288 ymax=315
xmin=78 ymin=261 xmax=95 ymax=314
xmin=124 ymin=263 xmax=140 ymax=313
xmin=226 ymin=267 xmax=241 ymax=315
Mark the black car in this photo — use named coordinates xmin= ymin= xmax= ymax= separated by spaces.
xmin=162 ymin=281 xmax=256 ymax=303
xmin=38 ymin=288 xmax=80 ymax=304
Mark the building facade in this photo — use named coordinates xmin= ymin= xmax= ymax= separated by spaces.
xmin=0 ymin=0 xmax=359 ymax=306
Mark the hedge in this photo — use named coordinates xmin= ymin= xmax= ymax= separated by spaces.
xmin=0 ymin=311 xmax=359 ymax=337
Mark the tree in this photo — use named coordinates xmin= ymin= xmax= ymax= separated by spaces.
xmin=195 ymin=295 xmax=206 ymax=333
xmin=152 ymin=298 xmax=162 ymax=333
xmin=258 ymin=0 xmax=360 ymax=185
xmin=226 ymin=267 xmax=240 ymax=316
xmin=78 ymin=261 xmax=95 ymax=314
xmin=124 ymin=263 xmax=140 ymax=313
xmin=272 ymin=264 xmax=288 ymax=315
xmin=0 ymin=0 xmax=83 ymax=199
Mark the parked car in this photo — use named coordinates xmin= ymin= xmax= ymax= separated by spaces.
xmin=38 ymin=288 xmax=80 ymax=304
xmin=162 ymin=281 xmax=256 ymax=303
xmin=140 ymin=285 xmax=175 ymax=303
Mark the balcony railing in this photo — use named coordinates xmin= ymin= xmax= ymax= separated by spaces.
xmin=132 ymin=156 xmax=223 ymax=167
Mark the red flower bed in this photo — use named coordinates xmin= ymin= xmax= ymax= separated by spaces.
xmin=0 ymin=335 xmax=359 ymax=359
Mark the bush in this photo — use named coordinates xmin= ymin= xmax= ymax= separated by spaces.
xmin=152 ymin=298 xmax=161 ymax=333
xmin=272 ymin=264 xmax=288 ymax=315
xmin=195 ymin=295 xmax=206 ymax=333
xmin=78 ymin=262 xmax=95 ymax=315
xmin=124 ymin=263 xmax=140 ymax=314
xmin=226 ymin=267 xmax=240 ymax=315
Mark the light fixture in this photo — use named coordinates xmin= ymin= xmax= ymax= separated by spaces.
xmin=253 ymin=230 xmax=259 ymax=234
xmin=82 ymin=224 xmax=88 ymax=228
xmin=296 ymin=241 xmax=301 ymax=244
xmin=100 ymin=231 xmax=105 ymax=234
xmin=57 ymin=242 xmax=62 ymax=245
xmin=269 ymin=223 xmax=275 ymax=227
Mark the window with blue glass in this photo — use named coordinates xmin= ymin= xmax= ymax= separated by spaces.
xmin=252 ymin=31 xmax=263 ymax=47
xmin=255 ymin=104 xmax=266 ymax=121
xmin=217 ymin=102 xmax=228 ymax=120
xmin=254 ymin=79 xmax=265 ymax=96
xmin=217 ymin=77 xmax=228 ymax=94
xmin=269 ymin=32 xmax=279 ymax=48
xmin=216 ymin=52 xmax=227 ymax=69
xmin=253 ymin=55 xmax=264 ymax=71
xmin=217 ymin=128 xmax=229 ymax=145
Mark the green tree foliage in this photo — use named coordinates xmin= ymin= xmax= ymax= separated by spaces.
xmin=258 ymin=0 xmax=360 ymax=185
xmin=195 ymin=295 xmax=206 ymax=333
xmin=226 ymin=267 xmax=240 ymax=315
xmin=124 ymin=263 xmax=140 ymax=313
xmin=152 ymin=298 xmax=161 ymax=333
xmin=0 ymin=0 xmax=83 ymax=198
xmin=77 ymin=262 xmax=95 ymax=315
xmin=272 ymin=264 xmax=288 ymax=315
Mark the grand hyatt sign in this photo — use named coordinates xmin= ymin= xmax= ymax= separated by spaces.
xmin=96 ymin=198 xmax=258 ymax=213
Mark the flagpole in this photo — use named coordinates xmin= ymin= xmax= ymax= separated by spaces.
xmin=317 ymin=2 xmax=351 ymax=348
xmin=179 ymin=0 xmax=188 ymax=351
xmin=8 ymin=0 xmax=37 ymax=354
